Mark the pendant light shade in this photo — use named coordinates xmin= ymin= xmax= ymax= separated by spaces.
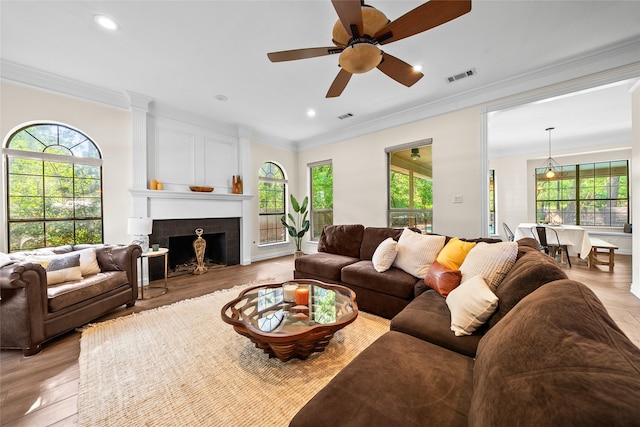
xmin=540 ymin=127 xmax=560 ymax=179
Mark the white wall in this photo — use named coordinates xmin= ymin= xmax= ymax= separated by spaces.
xmin=631 ymin=82 xmax=640 ymax=297
xmin=297 ymin=107 xmax=483 ymax=246
xmin=0 ymin=82 xmax=131 ymax=250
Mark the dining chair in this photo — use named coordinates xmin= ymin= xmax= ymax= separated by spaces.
xmin=503 ymin=223 xmax=515 ymax=242
xmin=531 ymin=225 xmax=572 ymax=267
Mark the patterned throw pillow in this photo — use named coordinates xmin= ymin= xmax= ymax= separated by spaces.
xmin=393 ymin=228 xmax=446 ymax=279
xmin=459 ymin=242 xmax=518 ymax=291
xmin=44 ymin=254 xmax=83 ymax=285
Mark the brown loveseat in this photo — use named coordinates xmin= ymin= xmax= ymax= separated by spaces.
xmin=294 ymin=225 xmax=500 ymax=318
xmin=291 ymin=242 xmax=640 ymax=426
xmin=1 ymin=244 xmax=141 ymax=355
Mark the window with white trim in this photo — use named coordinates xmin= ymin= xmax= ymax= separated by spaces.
xmin=309 ymin=160 xmax=333 ymax=240
xmin=5 ymin=123 xmax=103 ymax=251
xmin=258 ymin=161 xmax=287 ymax=244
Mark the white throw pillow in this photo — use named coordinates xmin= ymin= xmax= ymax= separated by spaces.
xmin=459 ymin=242 xmax=518 ymax=291
xmin=371 ymin=238 xmax=398 ymax=273
xmin=75 ymin=248 xmax=101 ymax=276
xmin=446 ymin=275 xmax=498 ymax=336
xmin=393 ymin=228 xmax=446 ymax=279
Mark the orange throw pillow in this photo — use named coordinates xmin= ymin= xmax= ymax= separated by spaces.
xmin=424 ymin=260 xmax=463 ymax=298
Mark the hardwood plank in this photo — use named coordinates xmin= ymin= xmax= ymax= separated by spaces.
xmin=1 ymin=254 xmax=638 ymax=427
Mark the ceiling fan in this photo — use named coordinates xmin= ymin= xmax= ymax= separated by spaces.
xmin=267 ymin=0 xmax=472 ymax=98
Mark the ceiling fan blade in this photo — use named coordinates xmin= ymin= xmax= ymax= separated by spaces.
xmin=377 ymin=53 xmax=423 ymax=87
xmin=375 ymin=0 xmax=471 ymax=45
xmin=267 ymin=47 xmax=343 ymax=62
xmin=332 ymin=0 xmax=363 ymax=38
xmin=326 ymin=68 xmax=353 ymax=98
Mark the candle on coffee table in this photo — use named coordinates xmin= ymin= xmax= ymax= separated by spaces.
xmin=283 ymin=283 xmax=297 ymax=302
xmin=295 ymin=286 xmax=309 ymax=306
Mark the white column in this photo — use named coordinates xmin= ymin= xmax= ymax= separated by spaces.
xmin=238 ymin=125 xmax=253 ymax=265
xmin=127 ymin=91 xmax=153 ymax=217
xmin=630 ymin=81 xmax=640 ymax=298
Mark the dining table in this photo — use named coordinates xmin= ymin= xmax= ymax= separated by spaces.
xmin=514 ymin=223 xmax=592 ymax=259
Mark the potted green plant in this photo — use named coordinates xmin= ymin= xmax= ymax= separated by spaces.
xmin=281 ymin=194 xmax=310 ymax=258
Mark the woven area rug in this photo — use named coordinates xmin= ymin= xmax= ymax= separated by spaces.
xmin=78 ymin=284 xmax=390 ymax=426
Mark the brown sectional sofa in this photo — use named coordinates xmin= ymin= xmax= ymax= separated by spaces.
xmin=294 ymin=224 xmax=500 ymax=318
xmin=1 ymin=243 xmax=141 ymax=355
xmin=291 ymin=236 xmax=640 ymax=426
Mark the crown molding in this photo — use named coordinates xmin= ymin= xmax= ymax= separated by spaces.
xmin=297 ymin=36 xmax=640 ymax=151
xmin=0 ymin=59 xmax=130 ymax=109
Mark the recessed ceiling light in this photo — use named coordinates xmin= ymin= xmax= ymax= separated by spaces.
xmin=94 ymin=15 xmax=118 ymax=30
xmin=413 ymin=65 xmax=423 ymax=72
xmin=307 ymin=109 xmax=316 ymax=117
xmin=215 ymin=94 xmax=228 ymax=102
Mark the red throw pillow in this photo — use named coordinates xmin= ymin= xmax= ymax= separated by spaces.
xmin=424 ymin=260 xmax=463 ymax=298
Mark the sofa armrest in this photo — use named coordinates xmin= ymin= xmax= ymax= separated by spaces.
xmin=0 ymin=262 xmax=48 ymax=354
xmin=0 ymin=261 xmax=47 ymax=290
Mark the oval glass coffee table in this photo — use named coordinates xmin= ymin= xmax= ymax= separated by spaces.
xmin=221 ymin=279 xmax=358 ymax=362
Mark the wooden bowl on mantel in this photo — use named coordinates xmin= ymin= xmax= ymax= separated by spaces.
xmin=189 ymin=186 xmax=214 ymax=193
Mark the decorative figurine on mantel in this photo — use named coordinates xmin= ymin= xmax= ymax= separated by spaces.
xmin=193 ymin=228 xmax=207 ymax=275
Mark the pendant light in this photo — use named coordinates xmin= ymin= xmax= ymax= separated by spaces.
xmin=540 ymin=127 xmax=560 ymax=179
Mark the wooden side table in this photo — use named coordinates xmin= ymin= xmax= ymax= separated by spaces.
xmin=139 ymin=248 xmax=169 ymax=299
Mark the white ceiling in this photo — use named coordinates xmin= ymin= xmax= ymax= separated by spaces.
xmin=1 ymin=1 xmax=639 ymax=152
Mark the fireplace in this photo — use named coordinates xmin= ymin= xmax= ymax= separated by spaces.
xmin=148 ymin=218 xmax=240 ymax=280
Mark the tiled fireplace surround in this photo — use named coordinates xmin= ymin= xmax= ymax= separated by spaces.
xmin=148 ymin=218 xmax=240 ymax=280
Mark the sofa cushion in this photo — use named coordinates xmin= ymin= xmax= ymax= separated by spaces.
xmin=295 ymin=252 xmax=359 ymax=282
xmin=341 ymin=261 xmax=417 ymax=300
xmin=359 ymin=227 xmax=403 ymax=260
xmin=391 ymin=290 xmax=483 ymax=357
xmin=74 ymin=247 xmax=101 ymax=276
xmin=424 ymin=260 xmax=462 ymax=298
xmin=290 ymin=331 xmax=474 ymax=427
xmin=446 ymin=275 xmax=498 ymax=336
xmin=47 ymin=271 xmax=129 ymax=312
xmin=436 ymin=237 xmax=476 ymax=270
xmin=393 ymin=228 xmax=446 ymax=279
xmin=470 ymin=280 xmax=640 ymax=426
xmin=486 ymin=250 xmax=567 ymax=329
xmin=371 ymin=237 xmax=398 ymax=272
xmin=317 ymin=224 xmax=364 ymax=258
xmin=459 ymin=241 xmax=518 ymax=291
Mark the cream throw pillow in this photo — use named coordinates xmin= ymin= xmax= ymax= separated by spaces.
xmin=459 ymin=242 xmax=518 ymax=291
xmin=393 ymin=228 xmax=446 ymax=278
xmin=446 ymin=275 xmax=498 ymax=336
xmin=372 ymin=238 xmax=398 ymax=273
xmin=75 ymin=248 xmax=101 ymax=276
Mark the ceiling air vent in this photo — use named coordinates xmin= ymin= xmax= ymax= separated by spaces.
xmin=337 ymin=113 xmax=354 ymax=120
xmin=447 ymin=68 xmax=476 ymax=83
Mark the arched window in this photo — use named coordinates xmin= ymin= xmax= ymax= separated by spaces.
xmin=5 ymin=123 xmax=103 ymax=251
xmin=258 ymin=162 xmax=286 ymax=245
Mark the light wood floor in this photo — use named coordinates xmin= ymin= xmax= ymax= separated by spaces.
xmin=1 ymin=254 xmax=639 ymax=426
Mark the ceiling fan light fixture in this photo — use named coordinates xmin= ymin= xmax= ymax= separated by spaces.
xmin=338 ymin=43 xmax=382 ymax=74
xmin=411 ymin=148 xmax=420 ymax=160
xmin=332 ymin=6 xmax=389 ymax=46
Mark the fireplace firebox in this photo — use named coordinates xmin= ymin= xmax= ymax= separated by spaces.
xmin=148 ymin=218 xmax=240 ymax=280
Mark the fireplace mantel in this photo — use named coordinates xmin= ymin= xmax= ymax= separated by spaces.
xmin=129 ymin=189 xmax=252 ymax=202
xmin=129 ymin=188 xmax=253 ymax=265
